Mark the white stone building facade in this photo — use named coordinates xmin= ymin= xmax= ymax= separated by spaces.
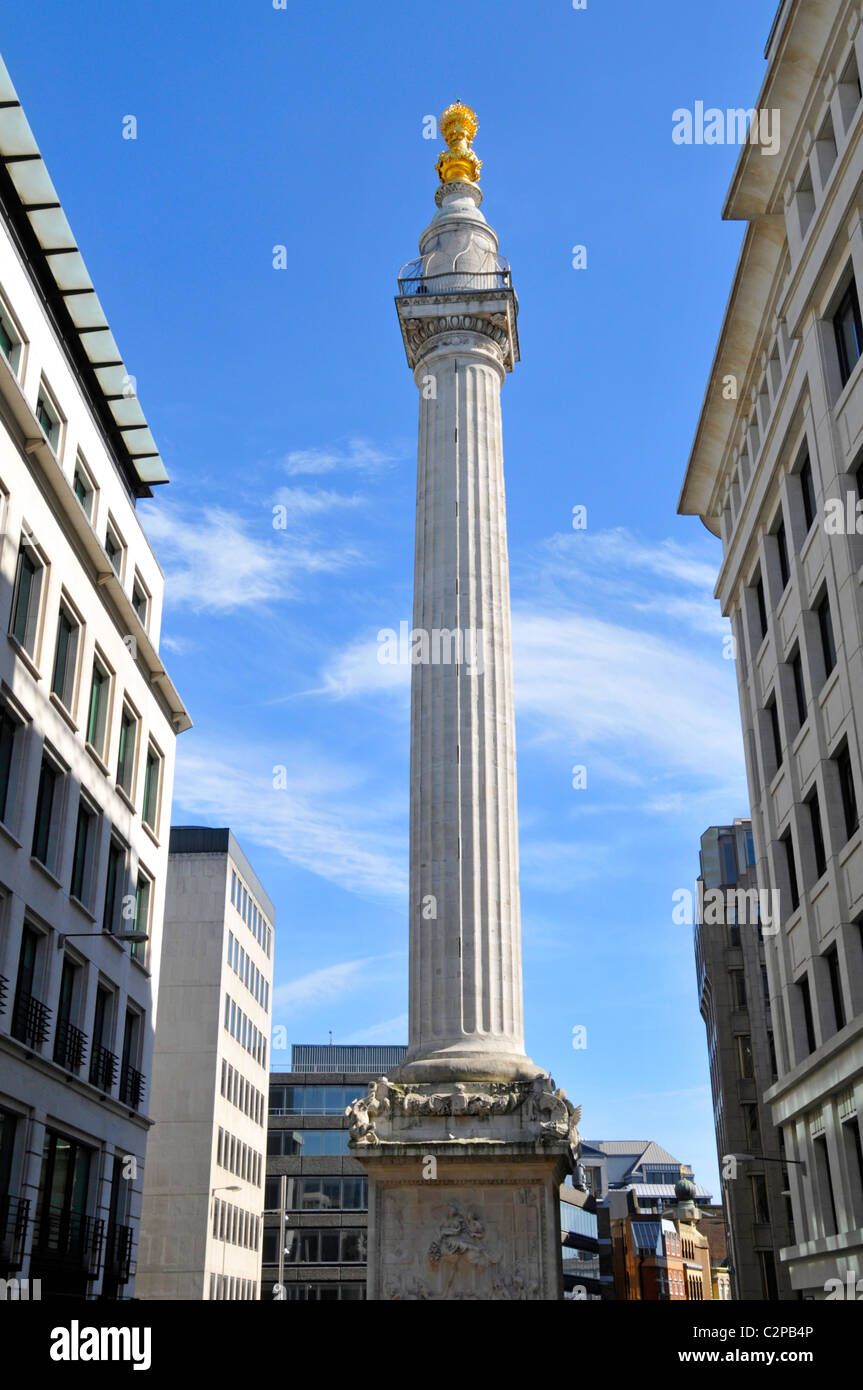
xmin=137 ymin=829 xmax=274 ymax=1300
xmin=680 ymin=0 xmax=863 ymax=1297
xmin=0 ymin=54 xmax=189 ymax=1297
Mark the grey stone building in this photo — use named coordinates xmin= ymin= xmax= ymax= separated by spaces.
xmin=679 ymin=0 xmax=863 ymax=1296
xmin=695 ymin=820 xmax=795 ymax=1299
xmin=137 ymin=828 xmax=274 ymax=1300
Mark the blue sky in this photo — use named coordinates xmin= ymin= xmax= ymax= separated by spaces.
xmin=4 ymin=1 xmax=782 ymax=1196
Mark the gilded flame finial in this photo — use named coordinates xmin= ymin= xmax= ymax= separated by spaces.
xmin=435 ymin=101 xmax=481 ymax=185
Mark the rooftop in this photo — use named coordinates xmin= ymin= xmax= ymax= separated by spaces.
xmin=0 ymin=53 xmax=169 ymax=498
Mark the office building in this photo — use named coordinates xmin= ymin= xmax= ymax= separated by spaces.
xmin=0 ymin=54 xmax=189 ymax=1297
xmin=264 ymin=1045 xmax=407 ymax=1300
xmin=137 ymin=828 xmax=274 ymax=1300
xmin=695 ymin=819 xmax=795 ymax=1298
xmin=679 ymin=0 xmax=863 ymax=1295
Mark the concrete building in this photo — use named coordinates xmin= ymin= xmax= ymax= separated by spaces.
xmin=695 ymin=819 xmax=795 ymax=1299
xmin=352 ymin=99 xmax=578 ymax=1303
xmin=0 ymin=55 xmax=189 ymax=1297
xmin=136 ymin=828 xmax=274 ymax=1300
xmin=679 ymin=0 xmax=863 ymax=1296
xmin=263 ymin=1045 xmax=407 ymax=1301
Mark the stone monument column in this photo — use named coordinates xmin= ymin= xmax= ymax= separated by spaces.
xmin=350 ymin=104 xmax=580 ymax=1301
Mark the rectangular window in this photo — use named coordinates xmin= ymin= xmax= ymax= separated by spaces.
xmin=791 ymin=648 xmax=807 ymax=729
xmin=0 ymin=705 xmax=18 ymax=823
xmin=142 ymin=746 xmax=160 ymax=830
xmin=808 ymin=790 xmax=827 ymax=880
xmin=104 ymin=520 xmax=124 ymax=578
xmin=730 ymin=969 xmax=747 ymax=1009
xmin=835 ymin=743 xmax=859 ymax=840
xmin=0 ymin=298 xmax=22 ymax=372
xmin=35 ymin=386 xmax=60 ymax=451
xmin=799 ymin=974 xmax=817 ymax=1054
xmin=116 ymin=706 xmax=137 ymax=796
xmin=86 ymin=659 xmax=110 ymax=756
xmin=70 ymin=797 xmax=95 ymax=903
xmin=31 ymin=756 xmax=59 ymax=865
xmin=799 ymin=456 xmax=816 ymax=533
xmin=51 ymin=607 xmax=79 ymax=710
xmin=750 ymin=1174 xmax=770 ymax=1225
xmin=782 ymin=830 xmax=800 ymax=914
xmin=817 ymin=594 xmax=837 ymax=678
xmin=767 ymin=697 xmax=783 ymax=771
xmin=834 ymin=277 xmax=863 ymax=387
xmin=776 ymin=520 xmax=790 ymax=590
xmin=132 ymin=875 xmax=151 ymax=961
xmin=10 ymin=541 xmax=43 ymax=655
xmin=73 ymin=456 xmax=95 ymax=520
xmin=131 ymin=575 xmax=149 ymax=627
xmin=103 ymin=840 xmax=124 ymax=934
xmin=825 ymin=947 xmax=846 ymax=1032
xmin=756 ymin=574 xmax=768 ymax=640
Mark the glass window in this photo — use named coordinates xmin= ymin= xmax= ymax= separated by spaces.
xmin=0 ymin=301 xmax=21 ymax=371
xmin=817 ymin=594 xmax=837 ymax=678
xmin=10 ymin=542 xmax=43 ymax=655
xmin=799 ymin=456 xmax=816 ymax=533
xmin=86 ymin=659 xmax=109 ymax=755
xmin=32 ymin=756 xmax=59 ymax=865
xmin=323 ymin=1130 xmax=348 ymax=1156
xmin=36 ymin=389 xmax=60 ymax=450
xmin=341 ymin=1229 xmax=366 ymax=1263
xmin=0 ymin=705 xmax=19 ymax=824
xmin=319 ymin=1230 xmax=340 ymax=1263
xmin=791 ymin=649 xmax=807 ymax=729
xmin=116 ymin=707 xmax=137 ymax=795
xmin=835 ymin=743 xmax=859 ymax=840
xmin=132 ymin=876 xmax=151 ymax=961
xmin=103 ymin=840 xmax=123 ymax=933
xmin=73 ymin=459 xmax=95 ymax=520
xmin=142 ymin=746 xmax=160 ymax=830
xmin=131 ymin=577 xmax=149 ymax=626
xmin=304 ymin=1086 xmax=325 ymax=1114
xmin=834 ymin=276 xmax=863 ymax=387
xmin=51 ymin=608 xmax=79 ymax=709
xmin=70 ymin=798 xmax=94 ymax=902
xmin=104 ymin=523 xmax=123 ymax=578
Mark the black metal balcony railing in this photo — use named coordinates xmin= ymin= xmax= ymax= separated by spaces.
xmin=0 ymin=973 xmax=8 ymax=1015
xmin=397 ymin=269 xmax=512 ymax=296
xmin=106 ymin=1222 xmax=134 ymax=1286
xmin=53 ymin=1019 xmax=88 ymax=1073
xmin=0 ymin=1195 xmax=30 ymax=1272
xmin=90 ymin=1044 xmax=118 ymax=1093
xmin=33 ymin=1206 xmax=104 ymax=1277
xmin=11 ymin=992 xmax=52 ymax=1050
xmin=119 ymin=1064 xmax=145 ymax=1110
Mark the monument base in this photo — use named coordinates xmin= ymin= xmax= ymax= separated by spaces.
xmin=348 ymin=1073 xmax=579 ymax=1301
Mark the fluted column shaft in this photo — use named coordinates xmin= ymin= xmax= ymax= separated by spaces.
xmin=402 ymin=328 xmax=532 ymax=1082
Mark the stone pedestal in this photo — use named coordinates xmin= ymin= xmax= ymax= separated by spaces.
xmin=349 ymin=1074 xmax=579 ymax=1300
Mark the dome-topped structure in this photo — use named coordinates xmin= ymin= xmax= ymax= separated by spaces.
xmin=675 ymin=1176 xmax=698 ymax=1203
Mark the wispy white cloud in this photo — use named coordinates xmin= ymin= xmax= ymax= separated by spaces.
xmin=172 ymin=742 xmax=406 ymax=899
xmin=344 ymin=1013 xmax=409 ymax=1044
xmin=273 ymin=957 xmax=378 ymax=1012
xmin=140 ymin=502 xmax=363 ymax=612
xmin=273 ymin=486 xmax=365 ymax=521
xmin=283 ymin=438 xmax=401 ymax=477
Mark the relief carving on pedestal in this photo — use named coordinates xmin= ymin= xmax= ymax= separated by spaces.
xmin=346 ymin=1073 xmax=581 ymax=1148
